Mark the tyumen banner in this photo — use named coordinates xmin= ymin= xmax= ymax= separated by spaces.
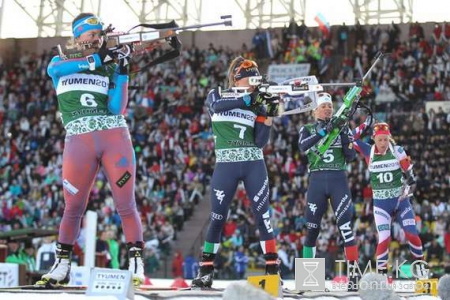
xmin=0 ymin=263 xmax=19 ymax=287
xmin=268 ymin=63 xmax=311 ymax=84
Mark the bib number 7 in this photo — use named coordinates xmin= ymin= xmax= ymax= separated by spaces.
xmin=233 ymin=124 xmax=247 ymax=139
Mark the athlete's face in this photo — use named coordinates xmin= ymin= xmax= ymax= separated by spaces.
xmin=76 ymin=29 xmax=103 ymax=47
xmin=373 ymin=134 xmax=390 ymax=153
xmin=315 ymin=102 xmax=333 ymax=120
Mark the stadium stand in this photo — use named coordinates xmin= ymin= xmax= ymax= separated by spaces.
xmin=0 ymin=20 xmax=449 ymax=282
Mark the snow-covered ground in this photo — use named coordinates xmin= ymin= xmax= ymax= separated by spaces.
xmin=0 ymin=279 xmax=440 ymax=300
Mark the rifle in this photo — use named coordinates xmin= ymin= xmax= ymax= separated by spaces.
xmin=311 ymin=52 xmax=386 ymax=165
xmin=56 ymin=15 xmax=232 ymax=68
xmin=220 ymin=75 xmax=324 ymax=115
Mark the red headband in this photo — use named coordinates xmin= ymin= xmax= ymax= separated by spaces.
xmin=373 ymin=123 xmax=391 ymax=136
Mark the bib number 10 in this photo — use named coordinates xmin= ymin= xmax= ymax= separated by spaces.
xmin=376 ymin=172 xmax=393 ymax=183
xmin=80 ymin=93 xmax=98 ymax=107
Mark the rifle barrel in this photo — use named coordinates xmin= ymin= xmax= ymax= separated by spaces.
xmin=362 ymin=52 xmax=384 ymax=81
xmin=174 ymin=20 xmax=232 ymax=32
xmin=320 ymin=82 xmax=356 ymax=87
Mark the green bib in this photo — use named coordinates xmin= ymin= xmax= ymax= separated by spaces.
xmin=56 ymin=67 xmax=115 ymax=125
xmin=368 ymin=145 xmax=403 ymax=199
xmin=210 ymin=92 xmax=263 ymax=162
xmin=305 ymin=124 xmax=346 ymax=171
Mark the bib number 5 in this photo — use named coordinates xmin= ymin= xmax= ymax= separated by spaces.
xmin=323 ymin=149 xmax=334 ymax=163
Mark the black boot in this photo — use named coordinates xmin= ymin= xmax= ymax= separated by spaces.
xmin=191 ymin=253 xmax=215 ymax=288
xmin=347 ymin=269 xmax=361 ymax=292
xmin=264 ymin=253 xmax=281 ymax=275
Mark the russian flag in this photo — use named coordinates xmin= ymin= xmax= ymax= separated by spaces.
xmin=314 ymin=12 xmax=330 ymax=36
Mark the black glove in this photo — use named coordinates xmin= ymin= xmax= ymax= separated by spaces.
xmin=115 ymin=45 xmax=134 ymax=75
xmin=97 ymin=40 xmax=116 ymax=65
xmin=331 ymin=116 xmax=347 ymax=130
xmin=260 ymin=93 xmax=280 ymax=104
xmin=243 ymin=91 xmax=265 ymax=107
xmin=169 ymin=36 xmax=182 ymax=51
xmin=404 ymin=168 xmax=416 ymax=186
xmin=316 ymin=120 xmax=333 ymax=137
xmin=266 ymin=102 xmax=279 ymax=117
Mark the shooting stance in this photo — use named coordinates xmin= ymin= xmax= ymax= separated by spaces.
xmin=191 ymin=57 xmax=281 ymax=288
xmin=36 ymin=13 xmax=145 ymax=287
xmin=298 ymin=92 xmax=360 ymax=291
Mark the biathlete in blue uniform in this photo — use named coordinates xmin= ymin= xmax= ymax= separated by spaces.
xmin=192 ymin=57 xmax=280 ymax=288
xmin=298 ymin=93 xmax=360 ymax=290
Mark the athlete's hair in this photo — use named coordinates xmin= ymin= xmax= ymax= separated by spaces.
xmin=227 ymin=56 xmax=246 ymax=88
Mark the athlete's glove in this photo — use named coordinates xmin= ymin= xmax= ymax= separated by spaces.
xmin=399 ymin=168 xmax=416 ymax=201
xmin=266 ymin=102 xmax=280 ymax=117
xmin=169 ymin=36 xmax=182 ymax=51
xmin=316 ymin=120 xmax=333 ymax=137
xmin=364 ymin=115 xmax=373 ymax=128
xmin=331 ymin=116 xmax=347 ymax=131
xmin=260 ymin=93 xmax=280 ymax=104
xmin=404 ymin=168 xmax=416 ymax=186
xmin=96 ymin=41 xmax=116 ymax=65
xmin=242 ymin=91 xmax=265 ymax=107
xmin=115 ymin=45 xmax=134 ymax=75
xmin=340 ymin=126 xmax=354 ymax=148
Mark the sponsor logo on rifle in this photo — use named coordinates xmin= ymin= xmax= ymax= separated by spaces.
xmin=292 ymin=84 xmax=309 ymax=91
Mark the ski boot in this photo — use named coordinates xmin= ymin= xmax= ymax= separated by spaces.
xmin=36 ymin=242 xmax=72 ymax=287
xmin=128 ymin=242 xmax=145 ymax=287
xmin=264 ymin=252 xmax=281 ymax=276
xmin=191 ymin=253 xmax=215 ymax=288
xmin=347 ymin=270 xmax=361 ymax=292
xmin=414 ymin=260 xmax=429 ymax=279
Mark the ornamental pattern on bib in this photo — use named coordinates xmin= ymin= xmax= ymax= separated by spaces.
xmin=373 ymin=186 xmax=403 ymax=199
xmin=65 ymin=115 xmax=128 ymax=136
xmin=215 ymin=147 xmax=263 ymax=162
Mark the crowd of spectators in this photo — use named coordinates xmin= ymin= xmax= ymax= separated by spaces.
xmin=0 ymin=19 xmax=449 ymax=281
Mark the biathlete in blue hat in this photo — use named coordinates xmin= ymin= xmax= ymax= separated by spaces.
xmin=37 ymin=13 xmax=145 ymax=287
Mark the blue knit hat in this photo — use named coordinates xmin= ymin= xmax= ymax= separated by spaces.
xmin=72 ymin=15 xmax=103 ymax=38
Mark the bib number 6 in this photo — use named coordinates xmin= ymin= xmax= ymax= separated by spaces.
xmin=80 ymin=93 xmax=98 ymax=107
